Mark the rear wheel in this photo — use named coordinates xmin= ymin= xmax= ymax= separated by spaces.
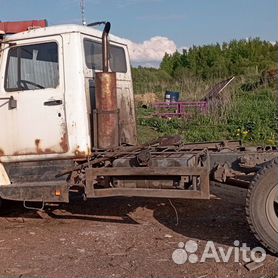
xmin=246 ymin=158 xmax=278 ymax=254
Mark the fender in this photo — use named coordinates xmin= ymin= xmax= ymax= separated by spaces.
xmin=0 ymin=163 xmax=10 ymax=186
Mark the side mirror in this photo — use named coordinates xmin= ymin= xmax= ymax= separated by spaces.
xmin=8 ymin=96 xmax=17 ymax=110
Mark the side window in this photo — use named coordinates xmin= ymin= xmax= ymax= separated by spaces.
xmin=110 ymin=45 xmax=127 ymax=73
xmin=84 ymin=39 xmax=127 ymax=73
xmin=5 ymin=42 xmax=59 ymax=91
xmin=84 ymin=39 xmax=102 ymax=70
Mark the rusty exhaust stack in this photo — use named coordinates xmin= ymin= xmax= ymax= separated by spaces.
xmin=95 ymin=22 xmax=119 ymax=149
xmin=102 ymin=21 xmax=110 ymax=73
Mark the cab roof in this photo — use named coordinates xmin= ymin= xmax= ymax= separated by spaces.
xmin=4 ymin=24 xmax=127 ymax=46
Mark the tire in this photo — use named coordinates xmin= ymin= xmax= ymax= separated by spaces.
xmin=246 ymin=158 xmax=278 ymax=254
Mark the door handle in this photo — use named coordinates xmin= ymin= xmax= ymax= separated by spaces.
xmin=44 ymin=100 xmax=63 ymax=106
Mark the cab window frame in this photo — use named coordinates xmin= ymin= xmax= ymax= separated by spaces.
xmin=4 ymin=41 xmax=60 ymax=92
xmin=83 ymin=38 xmax=127 ymax=73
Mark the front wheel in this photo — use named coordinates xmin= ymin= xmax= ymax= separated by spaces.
xmin=246 ymin=158 xmax=278 ymax=254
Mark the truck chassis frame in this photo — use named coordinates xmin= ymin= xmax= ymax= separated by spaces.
xmin=0 ymin=139 xmax=276 ymax=203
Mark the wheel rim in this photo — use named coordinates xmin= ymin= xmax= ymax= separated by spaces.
xmin=266 ymin=184 xmax=278 ymax=232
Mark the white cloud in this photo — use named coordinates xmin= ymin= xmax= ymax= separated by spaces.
xmin=124 ymin=36 xmax=177 ymax=64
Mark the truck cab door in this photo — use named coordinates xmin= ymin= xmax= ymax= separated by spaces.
xmin=0 ymin=36 xmax=68 ymax=158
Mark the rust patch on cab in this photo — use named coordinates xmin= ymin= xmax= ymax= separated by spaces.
xmin=35 ymin=139 xmax=44 ymax=154
xmin=12 ymin=141 xmax=55 ymax=156
xmin=44 ymin=148 xmax=54 ymax=154
xmin=60 ymin=133 xmax=69 ymax=153
xmin=74 ymin=145 xmax=86 ymax=157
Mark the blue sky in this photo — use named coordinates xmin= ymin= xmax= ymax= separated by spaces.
xmin=1 ymin=0 xmax=277 ymax=66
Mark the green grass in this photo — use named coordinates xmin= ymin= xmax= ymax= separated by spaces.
xmin=137 ymin=88 xmax=277 ymax=146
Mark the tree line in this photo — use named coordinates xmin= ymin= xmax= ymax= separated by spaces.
xmin=132 ymin=38 xmax=277 ymax=96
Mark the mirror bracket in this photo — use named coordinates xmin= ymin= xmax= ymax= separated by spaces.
xmin=0 ymin=96 xmax=17 ymax=110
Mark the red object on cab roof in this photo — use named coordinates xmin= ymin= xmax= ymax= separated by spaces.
xmin=0 ymin=20 xmax=47 ymax=34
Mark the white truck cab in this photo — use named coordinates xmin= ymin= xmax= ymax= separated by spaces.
xmin=0 ymin=23 xmax=137 ymax=163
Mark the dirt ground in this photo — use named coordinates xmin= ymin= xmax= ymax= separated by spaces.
xmin=0 ymin=183 xmax=277 ymax=278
